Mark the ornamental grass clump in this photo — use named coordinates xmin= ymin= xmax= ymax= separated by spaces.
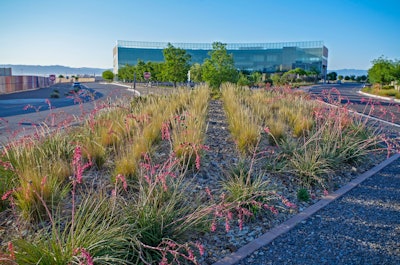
xmin=171 ymin=85 xmax=209 ymax=168
xmin=221 ymin=83 xmax=259 ymax=156
xmin=113 ymin=95 xmax=174 ymax=177
xmin=11 ymin=192 xmax=130 ymax=265
xmin=221 ymin=161 xmax=276 ymax=216
xmin=3 ymin=144 xmax=129 ymax=264
xmin=240 ymin=86 xmax=385 ymax=190
xmin=126 ymin=154 xmax=209 ymax=264
xmin=1 ymin=128 xmax=74 ymax=221
xmin=286 ymin=97 xmax=383 ymax=188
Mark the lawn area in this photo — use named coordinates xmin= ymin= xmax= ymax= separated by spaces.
xmin=361 ymin=85 xmax=400 ymax=100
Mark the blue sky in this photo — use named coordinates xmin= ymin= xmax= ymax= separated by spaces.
xmin=0 ymin=0 xmax=399 ymax=70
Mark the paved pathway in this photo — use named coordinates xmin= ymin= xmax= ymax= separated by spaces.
xmin=215 ymin=154 xmax=400 ymax=265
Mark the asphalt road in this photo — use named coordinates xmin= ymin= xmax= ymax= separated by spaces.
xmin=0 ymin=82 xmax=138 ymax=143
xmin=0 ymin=82 xmax=179 ymax=143
xmin=307 ymin=83 xmax=400 ymax=125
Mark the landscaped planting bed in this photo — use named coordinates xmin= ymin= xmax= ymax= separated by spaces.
xmin=0 ymin=83 xmax=397 ymax=264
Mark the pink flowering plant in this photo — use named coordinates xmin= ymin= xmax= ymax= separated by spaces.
xmin=0 ymin=82 xmax=398 ymax=264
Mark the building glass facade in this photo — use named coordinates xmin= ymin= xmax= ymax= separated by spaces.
xmin=113 ymin=40 xmax=328 ymax=77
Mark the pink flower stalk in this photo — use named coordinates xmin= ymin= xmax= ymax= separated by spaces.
xmin=0 ymin=160 xmax=14 ymax=171
xmin=144 ymin=175 xmax=151 ymax=185
xmin=115 ymin=174 xmax=128 ymax=191
xmin=195 ymin=151 xmax=201 ymax=170
xmin=157 ymin=173 xmax=168 ymax=191
xmin=45 ymin=98 xmax=52 ymax=109
xmin=8 ymin=241 xmax=15 ymax=260
xmin=283 ymin=199 xmax=297 ymax=208
xmin=159 ymin=257 xmax=169 ymax=265
xmin=2 ymin=190 xmax=14 ymax=201
xmin=72 ymin=145 xmax=92 ymax=184
xmin=41 ymin=175 xmax=47 ymax=187
xmin=195 ymin=242 xmax=205 ymax=256
xmin=264 ymin=204 xmax=278 ymax=215
xmin=188 ymin=249 xmax=195 ymax=260
xmin=238 ymin=218 xmax=244 ymax=230
xmin=23 ymin=104 xmax=32 ymax=111
xmin=225 ymin=219 xmax=230 ymax=232
xmin=142 ymin=239 xmax=201 ymax=265
xmin=205 ymin=187 xmax=212 ymax=198
xmin=161 ymin=121 xmax=171 ymax=140
xmin=211 ymin=221 xmax=217 ymax=232
xmin=74 ymin=247 xmax=94 ymax=265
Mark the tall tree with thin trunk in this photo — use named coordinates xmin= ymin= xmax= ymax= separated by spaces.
xmin=202 ymin=42 xmax=238 ymax=89
xmin=162 ymin=43 xmax=191 ymax=87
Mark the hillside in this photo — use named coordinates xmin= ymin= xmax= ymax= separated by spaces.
xmin=2 ymin=64 xmax=110 ymax=76
xmin=329 ymin=69 xmax=368 ymax=77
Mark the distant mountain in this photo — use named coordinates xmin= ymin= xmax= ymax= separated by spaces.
xmin=329 ymin=69 xmax=368 ymax=77
xmin=2 ymin=64 xmax=110 ymax=77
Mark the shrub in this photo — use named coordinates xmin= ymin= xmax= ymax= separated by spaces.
xmin=50 ymin=90 xmax=60 ymax=98
xmin=378 ymin=88 xmax=398 ymax=97
xmin=297 ymin=188 xmax=310 ymax=202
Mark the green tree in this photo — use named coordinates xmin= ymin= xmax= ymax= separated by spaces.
xmin=102 ymin=70 xmax=114 ymax=81
xmin=338 ymin=75 xmax=344 ymax=80
xmin=306 ymin=67 xmax=320 ymax=83
xmin=327 ymin=72 xmax=337 ymax=81
xmin=189 ymin=63 xmax=203 ymax=83
xmin=271 ymin=73 xmax=282 ymax=86
xmin=291 ymin=67 xmax=307 ymax=76
xmin=118 ymin=64 xmax=135 ymax=81
xmin=136 ymin=60 xmax=148 ymax=81
xmin=148 ymin=61 xmax=164 ymax=82
xmin=202 ymin=42 xmax=238 ymax=89
xmin=281 ymin=71 xmax=296 ymax=83
xmin=249 ymin=71 xmax=263 ymax=86
xmin=392 ymin=60 xmax=400 ymax=82
xmin=237 ymin=72 xmax=250 ymax=86
xmin=368 ymin=56 xmax=395 ymax=85
xmin=161 ymin=43 xmax=191 ymax=87
xmin=360 ymin=75 xmax=368 ymax=82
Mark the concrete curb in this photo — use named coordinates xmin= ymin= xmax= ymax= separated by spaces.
xmin=213 ymin=153 xmax=400 ymax=265
xmin=358 ymin=90 xmax=400 ymax=103
xmin=105 ymin=82 xmax=141 ymax=96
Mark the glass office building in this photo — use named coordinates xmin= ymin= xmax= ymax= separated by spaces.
xmin=113 ymin=40 xmax=328 ymax=78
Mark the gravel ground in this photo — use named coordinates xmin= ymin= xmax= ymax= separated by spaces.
xmin=236 ymin=157 xmax=400 ymax=265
